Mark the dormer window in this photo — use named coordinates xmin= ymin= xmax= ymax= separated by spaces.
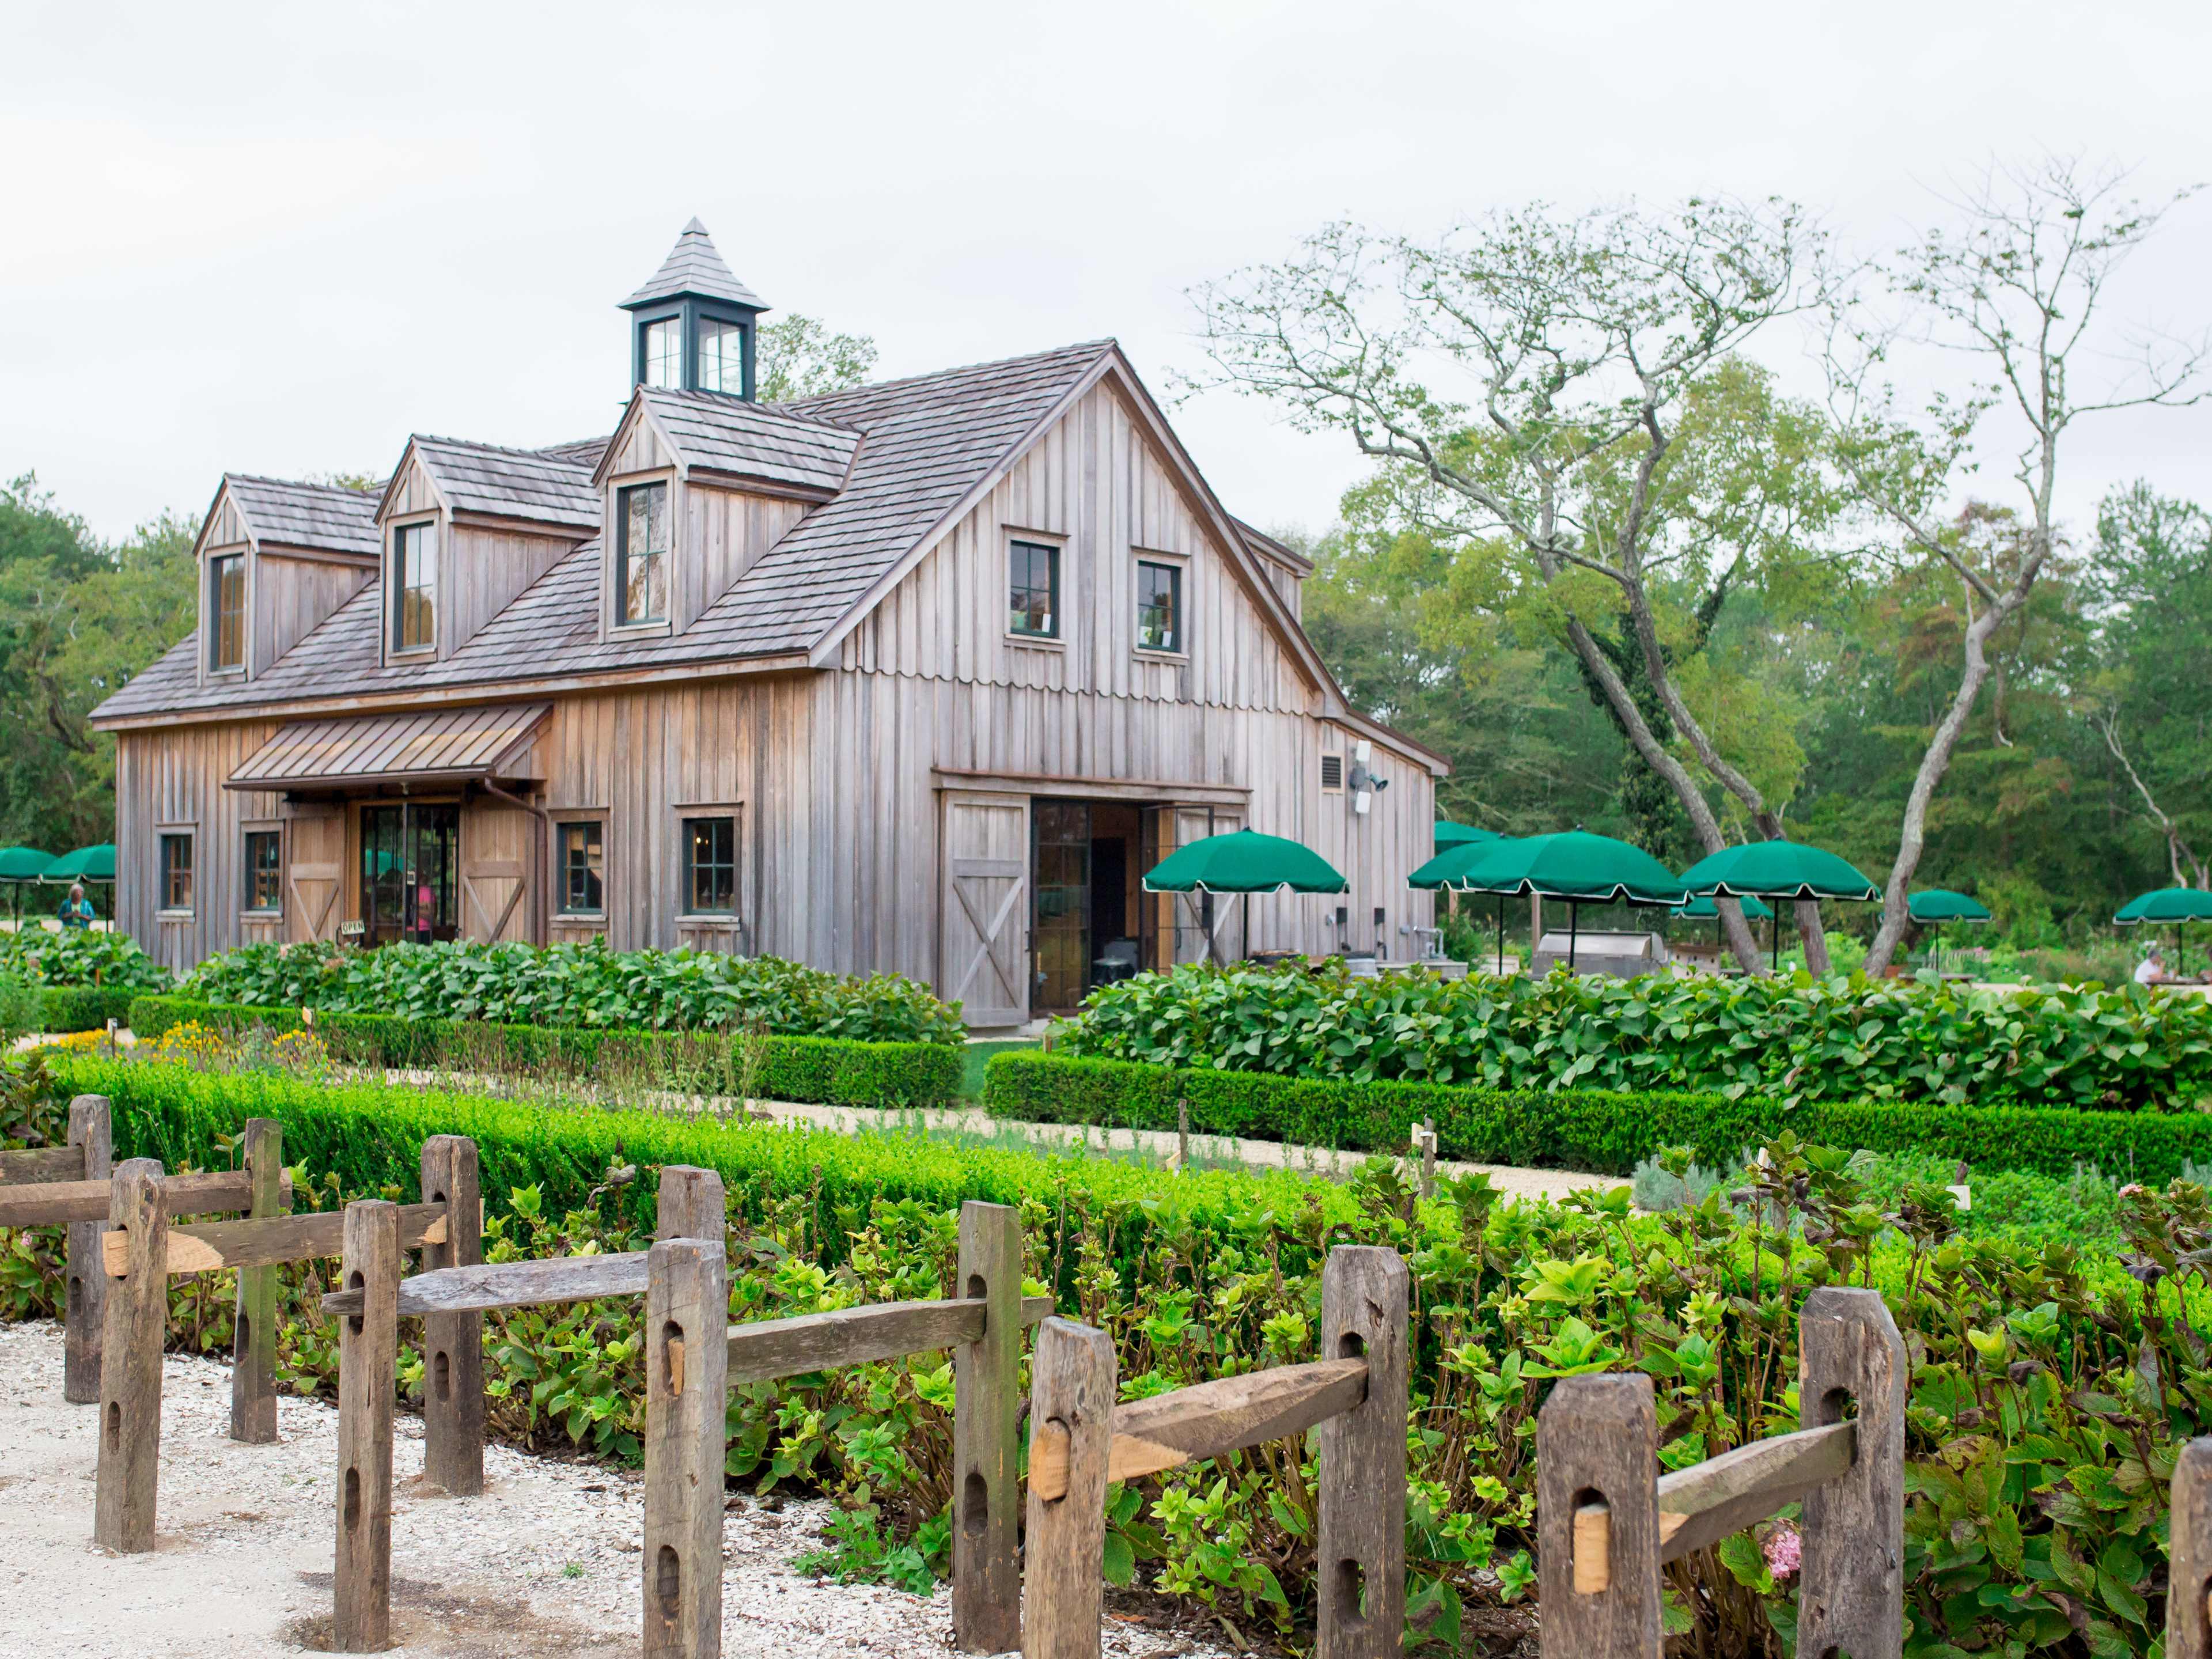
xmin=698 ymin=318 xmax=745 ymax=395
xmin=616 ymin=482 xmax=670 ymax=626
xmin=209 ymin=553 xmax=245 ymax=671
xmin=393 ymin=521 xmax=438 ymax=652
xmin=643 ymin=317 xmax=681 ymax=389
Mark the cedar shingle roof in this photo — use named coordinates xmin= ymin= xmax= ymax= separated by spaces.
xmin=222 ymin=474 xmax=381 ymax=557
xmin=621 ymin=219 xmax=765 ymax=312
xmin=93 ymin=339 xmax=1115 ymax=722
xmin=404 ymin=435 xmax=601 ymax=529
xmin=630 ymin=389 xmax=858 ymax=496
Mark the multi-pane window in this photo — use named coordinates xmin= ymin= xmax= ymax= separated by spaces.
xmin=682 ymin=816 xmax=736 ymax=914
xmin=394 ymin=521 xmax=437 ymax=651
xmin=1136 ymin=560 xmax=1183 ymax=653
xmin=698 ymin=318 xmax=744 ymax=395
xmin=160 ymin=833 xmax=194 ymax=913
xmin=244 ymin=830 xmax=281 ymax=912
xmin=643 ymin=316 xmax=681 ymax=388
xmin=210 ymin=554 xmax=245 ymax=671
xmin=1008 ymin=540 xmax=1059 ymax=638
xmin=616 ymin=482 xmax=670 ymax=626
xmin=559 ymin=821 xmax=604 ymax=914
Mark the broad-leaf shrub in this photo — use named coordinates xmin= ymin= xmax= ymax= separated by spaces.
xmin=1061 ymin=961 xmax=2212 ymax=1109
xmin=0 ymin=927 xmax=169 ymax=993
xmin=13 ymin=1054 xmax=2211 ymax=1652
xmin=182 ymin=938 xmax=964 ymax=1044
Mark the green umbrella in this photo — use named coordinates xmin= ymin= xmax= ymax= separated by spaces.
xmin=43 ymin=844 xmax=117 ymax=884
xmin=1672 ymin=894 xmax=1774 ymax=919
xmin=1415 ymin=831 xmax=1685 ymax=972
xmin=0 ymin=848 xmax=53 ymax=881
xmin=1909 ymin=889 xmax=1991 ymax=925
xmin=1679 ymin=840 xmax=1881 ymax=972
xmin=1142 ymin=830 xmax=1347 ymax=966
xmin=2115 ymin=887 xmax=2212 ymax=976
xmin=1433 ymin=820 xmax=1501 ymax=854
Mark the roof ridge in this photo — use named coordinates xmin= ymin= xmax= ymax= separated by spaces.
xmin=224 ymin=471 xmax=382 ymax=501
xmin=644 ymin=386 xmax=863 ymax=436
xmin=780 ymin=338 xmax=1117 ymax=413
xmin=410 ymin=433 xmax=597 ymax=469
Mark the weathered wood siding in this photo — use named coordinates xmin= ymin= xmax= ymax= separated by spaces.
xmin=446 ymin=525 xmax=576 ymax=653
xmin=253 ymin=552 xmax=372 ymax=677
xmin=115 ymin=724 xmax=286 ymax=974
xmin=679 ymin=486 xmax=809 ymax=633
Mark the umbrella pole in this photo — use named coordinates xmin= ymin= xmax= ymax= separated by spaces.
xmin=1243 ymin=891 xmax=1251 ymax=963
xmin=1569 ymin=900 xmax=1579 ymax=971
xmin=1497 ymin=891 xmax=1505 ymax=976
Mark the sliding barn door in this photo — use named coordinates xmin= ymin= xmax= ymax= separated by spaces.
xmin=285 ymin=808 xmax=345 ymax=943
xmin=940 ymin=791 xmax=1029 ymax=1027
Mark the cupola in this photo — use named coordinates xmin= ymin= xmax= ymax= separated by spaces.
xmin=620 ymin=218 xmax=768 ymax=400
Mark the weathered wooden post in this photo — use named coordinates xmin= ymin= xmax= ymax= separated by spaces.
xmin=1537 ymin=1373 xmax=1660 ymax=1659
xmin=1798 ymin=1286 xmax=1906 ymax=1659
xmin=334 ymin=1200 xmax=400 ymax=1653
xmin=62 ymin=1094 xmax=112 ymax=1404
xmin=1316 ymin=1245 xmax=1410 ymax=1659
xmin=419 ymin=1134 xmax=485 ymax=1495
xmin=644 ymin=1235 xmax=728 ymax=1659
xmin=230 ymin=1117 xmax=285 ymax=1443
xmin=1022 ymin=1318 xmax=1116 ymax=1659
xmin=2170 ymin=1438 xmax=2212 ymax=1659
xmin=952 ymin=1200 xmax=1021 ymax=1652
xmin=657 ymin=1164 xmax=727 ymax=1245
xmin=93 ymin=1158 xmax=167 ymax=1554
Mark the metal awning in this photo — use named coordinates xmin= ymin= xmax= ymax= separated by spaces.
xmin=226 ymin=704 xmax=550 ymax=793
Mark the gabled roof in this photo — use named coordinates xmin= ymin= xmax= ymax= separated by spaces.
xmin=209 ymin=474 xmax=381 ymax=558
xmin=389 ymin=435 xmax=601 ymax=531
xmin=536 ymin=435 xmax=613 ymax=471
xmin=608 ymin=389 xmax=860 ymax=498
xmin=621 ymin=218 xmax=765 ymax=312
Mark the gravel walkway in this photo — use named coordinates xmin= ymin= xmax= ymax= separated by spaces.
xmin=0 ymin=1321 xmax=1230 ymax=1659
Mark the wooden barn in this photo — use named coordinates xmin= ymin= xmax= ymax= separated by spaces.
xmin=90 ymin=221 xmax=1445 ymax=1026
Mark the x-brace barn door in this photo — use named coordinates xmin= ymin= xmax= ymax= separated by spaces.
xmin=940 ymin=791 xmax=1029 ymax=1027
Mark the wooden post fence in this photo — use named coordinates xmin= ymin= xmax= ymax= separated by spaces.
xmin=419 ymin=1134 xmax=485 ymax=1496
xmin=0 ymin=1093 xmax=119 ymax=1405
xmin=1537 ymin=1285 xmax=1906 ymax=1659
xmin=93 ymin=1158 xmax=168 ymax=1554
xmin=334 ymin=1200 xmax=400 ymax=1653
xmin=1022 ymin=1243 xmax=1407 ymax=1659
xmin=232 ymin=1117 xmax=286 ymax=1444
xmin=2171 ymin=1438 xmax=2212 ymax=1659
xmin=645 ymin=1234 xmax=728 ymax=1659
xmin=953 ymin=1200 xmax=1021 ymax=1653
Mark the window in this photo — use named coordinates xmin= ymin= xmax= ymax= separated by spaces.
xmin=698 ymin=317 xmax=744 ymax=394
xmin=1136 ymin=560 xmax=1183 ymax=653
xmin=643 ymin=316 xmax=681 ymax=388
xmin=160 ymin=833 xmax=194 ymax=913
xmin=210 ymin=554 xmax=245 ymax=671
xmin=616 ymin=482 xmax=670 ymax=626
xmin=1320 ymin=754 xmax=1344 ymax=793
xmin=1008 ymin=540 xmax=1060 ymax=638
xmin=393 ymin=521 xmax=437 ymax=652
xmin=558 ymin=821 xmax=604 ymax=914
xmin=243 ymin=830 xmax=281 ymax=912
xmin=682 ymin=815 xmax=736 ymax=915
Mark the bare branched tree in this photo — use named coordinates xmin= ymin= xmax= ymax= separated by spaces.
xmin=1821 ymin=155 xmax=2208 ymax=972
xmin=1189 ymin=199 xmax=1834 ymax=973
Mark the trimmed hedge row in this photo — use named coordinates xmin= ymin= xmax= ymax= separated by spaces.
xmin=127 ymin=994 xmax=964 ymax=1111
xmin=41 ymin=986 xmax=138 ymax=1033
xmin=984 ymin=1049 xmax=2212 ymax=1183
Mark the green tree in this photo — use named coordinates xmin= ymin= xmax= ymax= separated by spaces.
xmin=756 ymin=313 xmax=879 ymax=402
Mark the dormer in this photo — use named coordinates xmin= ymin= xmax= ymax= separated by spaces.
xmin=591 ymin=387 xmax=857 ymax=641
xmin=621 ymin=219 xmax=767 ymax=400
xmin=373 ymin=436 xmax=600 ymax=665
xmin=191 ymin=475 xmax=380 ymax=687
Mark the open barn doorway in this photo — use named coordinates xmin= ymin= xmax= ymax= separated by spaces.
xmin=1032 ymin=800 xmax=1240 ymax=1016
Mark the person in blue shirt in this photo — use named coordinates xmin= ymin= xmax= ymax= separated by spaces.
xmin=56 ymin=883 xmax=95 ymax=929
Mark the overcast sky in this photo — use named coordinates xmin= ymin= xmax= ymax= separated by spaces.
xmin=5 ymin=0 xmax=2208 ymax=548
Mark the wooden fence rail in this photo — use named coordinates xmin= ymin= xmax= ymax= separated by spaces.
xmin=1022 ymin=1245 xmax=1410 ymax=1659
xmin=1537 ymin=1286 xmax=1906 ymax=1659
xmin=0 ymin=1094 xmax=114 ymax=1403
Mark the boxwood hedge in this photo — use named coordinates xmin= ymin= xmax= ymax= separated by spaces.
xmin=986 ymin=1048 xmax=2212 ymax=1183
xmin=128 ymin=994 xmax=964 ymax=1111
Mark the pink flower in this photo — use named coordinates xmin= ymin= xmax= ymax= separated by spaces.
xmin=2119 ymin=1184 xmax=2145 ymax=1198
xmin=1763 ymin=1522 xmax=1802 ymax=1580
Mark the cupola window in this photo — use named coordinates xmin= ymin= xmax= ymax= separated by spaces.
xmin=698 ymin=318 xmax=745 ymax=395
xmin=616 ymin=482 xmax=671 ymax=626
xmin=643 ymin=317 xmax=681 ymax=389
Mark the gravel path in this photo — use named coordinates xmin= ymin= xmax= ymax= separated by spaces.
xmin=0 ymin=1321 xmax=1229 ymax=1659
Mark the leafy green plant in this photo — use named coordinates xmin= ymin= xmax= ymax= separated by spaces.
xmin=0 ymin=928 xmax=170 ymax=993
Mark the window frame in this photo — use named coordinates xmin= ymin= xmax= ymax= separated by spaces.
xmin=157 ymin=826 xmax=196 ymax=918
xmin=1006 ymin=535 xmax=1064 ymax=645
xmin=555 ymin=818 xmax=607 ymax=918
xmin=696 ymin=316 xmax=746 ymax=395
xmin=642 ymin=315 xmax=682 ymax=389
xmin=241 ymin=823 xmax=283 ymax=916
xmin=389 ymin=516 xmax=439 ymax=657
xmin=613 ymin=479 xmax=673 ymax=631
xmin=677 ymin=807 xmax=741 ymax=921
xmin=1134 ymin=554 xmax=1187 ymax=657
xmin=208 ymin=551 xmax=247 ymax=673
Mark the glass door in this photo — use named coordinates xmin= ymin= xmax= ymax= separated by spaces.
xmin=1031 ymin=801 xmax=1091 ymax=1013
xmin=359 ymin=803 xmax=460 ymax=946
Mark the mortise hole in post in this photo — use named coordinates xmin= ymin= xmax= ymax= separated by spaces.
xmin=434 ymin=1350 xmax=451 ymax=1402
xmin=346 ymin=1270 xmax=365 ymax=1336
xmin=662 ymin=1321 xmax=684 ymax=1396
xmin=105 ymin=1401 xmax=119 ymax=1452
xmin=961 ymin=1470 xmax=987 ymax=1538
xmin=1332 ymin=1558 xmax=1366 ymax=1624
xmin=654 ymin=1545 xmax=681 ymax=1623
xmin=1812 ymin=1385 xmax=1856 ymax=1429
xmin=965 ymin=1272 xmax=986 ymax=1302
xmin=1570 ymin=1487 xmax=1612 ymax=1595
xmin=237 ymin=1311 xmax=251 ymax=1355
xmin=67 ymin=1275 xmax=81 ymax=1318
xmin=1338 ymin=1330 xmax=1366 ymax=1361
xmin=343 ymin=1467 xmax=360 ymax=1532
